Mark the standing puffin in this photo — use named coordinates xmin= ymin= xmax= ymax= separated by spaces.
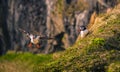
xmin=78 ymin=26 xmax=88 ymax=38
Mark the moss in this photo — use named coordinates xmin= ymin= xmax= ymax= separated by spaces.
xmin=58 ymin=0 xmax=64 ymax=13
xmin=55 ymin=0 xmax=64 ymax=15
xmin=107 ymin=62 xmax=120 ymax=72
xmin=98 ymin=28 xmax=104 ymax=32
xmin=91 ymin=38 xmax=105 ymax=46
xmin=64 ymin=0 xmax=88 ymax=17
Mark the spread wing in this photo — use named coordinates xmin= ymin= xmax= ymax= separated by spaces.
xmin=18 ymin=28 xmax=54 ymax=40
xmin=19 ymin=28 xmax=30 ymax=35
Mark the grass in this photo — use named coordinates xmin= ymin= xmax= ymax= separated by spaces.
xmin=0 ymin=51 xmax=52 ymax=63
xmin=107 ymin=62 xmax=120 ymax=72
xmin=0 ymin=52 xmax=53 ymax=72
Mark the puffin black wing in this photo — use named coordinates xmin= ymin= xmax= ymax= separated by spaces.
xmin=19 ymin=28 xmax=28 ymax=34
xmin=18 ymin=28 xmax=30 ymax=37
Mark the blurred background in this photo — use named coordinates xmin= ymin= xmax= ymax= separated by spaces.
xmin=0 ymin=0 xmax=119 ymax=54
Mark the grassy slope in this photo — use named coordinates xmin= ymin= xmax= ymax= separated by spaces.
xmin=0 ymin=52 xmax=53 ymax=72
xmin=35 ymin=4 xmax=120 ymax=72
xmin=0 ymin=4 xmax=120 ymax=72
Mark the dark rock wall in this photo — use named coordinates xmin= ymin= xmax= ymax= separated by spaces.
xmin=7 ymin=0 xmax=47 ymax=52
xmin=0 ymin=0 xmax=10 ymax=55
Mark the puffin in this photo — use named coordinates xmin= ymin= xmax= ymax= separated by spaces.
xmin=27 ymin=34 xmax=41 ymax=48
xmin=79 ymin=26 xmax=88 ymax=38
xmin=19 ymin=28 xmax=41 ymax=49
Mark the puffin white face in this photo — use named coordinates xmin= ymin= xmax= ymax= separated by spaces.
xmin=29 ymin=34 xmax=34 ymax=39
xmin=29 ymin=34 xmax=35 ymax=43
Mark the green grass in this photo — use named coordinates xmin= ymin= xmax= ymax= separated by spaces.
xmin=0 ymin=52 xmax=53 ymax=72
xmin=0 ymin=52 xmax=52 ymax=63
xmin=0 ymin=53 xmax=17 ymax=61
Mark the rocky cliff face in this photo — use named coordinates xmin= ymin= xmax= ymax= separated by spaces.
xmin=0 ymin=0 xmax=118 ymax=54
xmin=0 ymin=0 xmax=10 ymax=55
xmin=7 ymin=0 xmax=48 ymax=53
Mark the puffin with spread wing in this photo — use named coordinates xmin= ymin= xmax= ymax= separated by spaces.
xmin=19 ymin=28 xmax=53 ymax=49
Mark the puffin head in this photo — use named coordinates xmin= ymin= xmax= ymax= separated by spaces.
xmin=80 ymin=26 xmax=86 ymax=31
